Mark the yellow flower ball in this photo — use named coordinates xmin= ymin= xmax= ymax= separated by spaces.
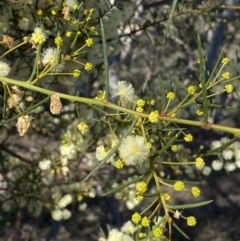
xmin=174 ymin=181 xmax=185 ymax=191
xmin=132 ymin=212 xmax=141 ymax=224
xmin=187 ymin=216 xmax=197 ymax=226
xmin=191 ymin=186 xmax=201 ymax=197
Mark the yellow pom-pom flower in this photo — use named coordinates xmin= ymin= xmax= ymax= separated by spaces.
xmin=51 ymin=10 xmax=57 ymax=15
xmin=73 ymin=4 xmax=78 ymax=10
xmin=136 ymin=107 xmax=143 ymax=112
xmin=55 ymin=36 xmax=63 ymax=46
xmin=77 ymin=122 xmax=88 ymax=134
xmin=149 ymin=99 xmax=155 ymax=105
xmin=196 ymin=108 xmax=203 ymax=115
xmin=171 ymin=145 xmax=178 ymax=152
xmin=90 ymin=26 xmax=98 ymax=35
xmin=66 ymin=31 xmax=72 ymax=37
xmin=166 ymin=91 xmax=175 ymax=100
xmin=152 ymin=227 xmax=163 ymax=238
xmin=95 ymin=90 xmax=105 ymax=100
xmin=85 ymin=63 xmax=92 ymax=71
xmin=31 ymin=27 xmax=46 ymax=44
xmin=132 ymin=212 xmax=141 ymax=224
xmin=137 ymin=99 xmax=145 ymax=107
xmin=73 ymin=69 xmax=81 ymax=77
xmin=136 ymin=182 xmax=147 ymax=194
xmin=187 ymin=86 xmax=195 ymax=95
xmin=195 ymin=157 xmax=205 ymax=168
xmin=138 ymin=232 xmax=147 ymax=238
xmin=222 ymin=57 xmax=230 ymax=65
xmin=135 ymin=194 xmax=144 ymax=201
xmin=86 ymin=38 xmax=93 ymax=47
xmin=191 ymin=186 xmax=201 ymax=197
xmin=222 ymin=72 xmax=230 ymax=79
xmin=162 ymin=193 xmax=171 ymax=202
xmin=187 ymin=216 xmax=197 ymax=226
xmin=174 ymin=181 xmax=185 ymax=191
xmin=184 ymin=134 xmax=193 ymax=142
xmin=141 ymin=216 xmax=150 ymax=227
xmin=225 ymin=84 xmax=233 ymax=93
xmin=149 ymin=110 xmax=159 ymax=123
xmin=37 ymin=9 xmax=43 ymax=16
xmin=115 ymin=159 xmax=124 ymax=169
xmin=77 ymin=194 xmax=83 ymax=201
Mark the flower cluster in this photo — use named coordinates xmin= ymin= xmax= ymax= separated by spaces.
xmin=191 ymin=186 xmax=201 ymax=197
xmin=187 ymin=85 xmax=196 ymax=95
xmin=2 ymin=1 xmax=238 ymax=240
xmin=187 ymin=216 xmax=197 ymax=226
xmin=167 ymin=91 xmax=175 ymax=100
xmin=110 ymin=81 xmax=137 ymax=108
xmin=51 ymin=208 xmax=72 ymax=221
xmin=41 ymin=47 xmax=65 ymax=72
xmin=174 ymin=181 xmax=185 ymax=191
xmin=0 ymin=61 xmax=11 ymax=77
xmin=119 ymin=135 xmax=149 ymax=166
xmin=209 ymin=139 xmax=240 ymax=172
xmin=31 ymin=27 xmax=46 ymax=44
xmin=100 ymin=228 xmax=134 ymax=241
xmin=96 ymin=145 xmax=115 ymax=163
xmin=184 ymin=134 xmax=193 ymax=142
xmin=78 ymin=122 xmax=88 ymax=134
xmin=149 ymin=110 xmax=159 ymax=123
xmin=195 ymin=157 xmax=205 ymax=168
xmin=39 ymin=159 xmax=51 ymax=170
xmin=58 ymin=194 xmax=73 ymax=209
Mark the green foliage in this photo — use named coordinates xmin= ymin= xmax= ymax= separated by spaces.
xmin=1 ymin=0 xmax=240 ymax=240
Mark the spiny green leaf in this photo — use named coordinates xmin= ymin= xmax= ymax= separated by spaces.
xmin=164 ymin=0 xmax=178 ymax=39
xmin=100 ymin=18 xmax=109 ymax=99
xmin=175 ymin=79 xmax=187 ymax=91
xmin=158 ymin=75 xmax=167 ymax=112
xmin=172 ymin=222 xmax=190 ymax=240
xmin=3 ymin=83 xmax=7 ymax=118
xmin=103 ymin=0 xmax=111 ymax=9
xmin=221 ymin=75 xmax=240 ymax=85
xmin=207 ymin=47 xmax=225 ymax=85
xmin=161 ymin=178 xmax=203 ymax=185
xmin=197 ymin=35 xmax=208 ymax=123
xmin=103 ymin=174 xmax=145 ymax=196
xmin=168 ymin=200 xmax=213 ymax=209
xmin=142 ymin=79 xmax=149 ymax=93
xmin=70 ymin=32 xmax=79 ymax=52
xmin=196 ymin=101 xmax=240 ymax=111
xmin=154 ymin=130 xmax=181 ymax=156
